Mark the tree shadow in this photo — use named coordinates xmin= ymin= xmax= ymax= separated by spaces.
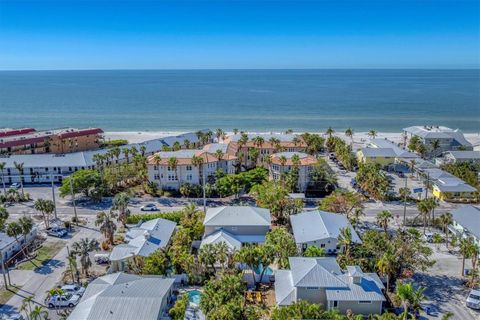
xmin=33 ymin=259 xmax=65 ymax=275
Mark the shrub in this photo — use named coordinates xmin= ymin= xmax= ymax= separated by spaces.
xmin=126 ymin=211 xmax=184 ymax=224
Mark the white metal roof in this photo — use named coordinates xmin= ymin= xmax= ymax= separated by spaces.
xmin=204 ymin=206 xmax=271 ymax=227
xmin=451 ymin=205 xmax=480 ymax=239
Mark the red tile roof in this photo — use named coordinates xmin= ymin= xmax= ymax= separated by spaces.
xmin=0 ymin=128 xmax=36 ymax=138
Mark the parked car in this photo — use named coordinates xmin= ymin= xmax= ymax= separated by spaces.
xmin=47 ymin=294 xmax=81 ymax=308
xmin=140 ymin=203 xmax=159 ymax=211
xmin=466 ymin=289 xmax=480 ymax=309
xmin=46 ymin=226 xmax=68 ymax=238
xmin=61 ymin=284 xmax=86 ymax=296
xmin=94 ymin=253 xmax=110 ymax=264
xmin=350 ymin=178 xmax=357 ymax=187
xmin=9 ymin=183 xmax=21 ymax=189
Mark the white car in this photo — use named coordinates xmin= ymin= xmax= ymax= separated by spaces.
xmin=140 ymin=203 xmax=159 ymax=211
xmin=61 ymin=284 xmax=86 ymax=296
xmin=9 ymin=183 xmax=21 ymax=190
xmin=466 ymin=289 xmax=480 ymax=309
xmin=47 ymin=294 xmax=81 ymax=308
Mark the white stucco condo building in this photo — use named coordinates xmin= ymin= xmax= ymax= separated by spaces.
xmin=269 ymin=152 xmax=317 ymax=192
xmin=275 ymin=257 xmax=385 ymax=315
xmin=449 ymin=205 xmax=480 ymax=249
xmin=146 ymin=149 xmax=236 ymax=191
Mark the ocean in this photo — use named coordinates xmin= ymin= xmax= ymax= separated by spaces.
xmin=0 ymin=69 xmax=479 ymax=132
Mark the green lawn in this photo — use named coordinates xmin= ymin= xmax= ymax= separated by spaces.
xmin=0 ymin=286 xmax=20 ymax=305
xmin=17 ymin=241 xmax=65 ymax=270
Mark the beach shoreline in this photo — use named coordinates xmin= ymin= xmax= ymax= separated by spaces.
xmin=104 ymin=130 xmax=480 ymax=149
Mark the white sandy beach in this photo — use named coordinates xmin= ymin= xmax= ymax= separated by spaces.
xmin=104 ymin=130 xmax=480 ymax=149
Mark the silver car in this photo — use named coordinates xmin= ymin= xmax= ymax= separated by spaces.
xmin=466 ymin=289 xmax=480 ymax=309
xmin=47 ymin=293 xmax=80 ymax=308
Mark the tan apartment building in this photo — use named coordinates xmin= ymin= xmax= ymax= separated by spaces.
xmin=0 ymin=127 xmax=104 ymax=155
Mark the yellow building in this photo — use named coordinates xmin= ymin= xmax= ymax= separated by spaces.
xmin=356 ymin=148 xmax=397 ymax=167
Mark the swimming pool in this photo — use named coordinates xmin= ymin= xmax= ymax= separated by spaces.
xmin=188 ymin=290 xmax=201 ymax=305
xmin=254 ymin=264 xmax=274 ymax=276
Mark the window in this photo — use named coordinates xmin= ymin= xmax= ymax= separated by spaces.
xmin=333 ymin=301 xmax=338 ymax=308
xmin=187 ymin=174 xmax=193 ymax=181
xmin=231 ymin=226 xmax=237 ymax=231
xmin=186 ymin=165 xmax=192 ymax=171
xmin=359 ymin=301 xmax=372 ymax=304
xmin=306 ymin=287 xmax=318 ymax=290
xmin=320 ymin=243 xmax=325 ymax=248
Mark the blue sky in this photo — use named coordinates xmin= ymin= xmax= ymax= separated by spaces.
xmin=0 ymin=0 xmax=479 ymax=69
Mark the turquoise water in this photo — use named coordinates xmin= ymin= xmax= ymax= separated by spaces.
xmin=0 ymin=69 xmax=479 ymax=132
xmin=188 ymin=290 xmax=201 ymax=305
xmin=254 ymin=264 xmax=274 ymax=275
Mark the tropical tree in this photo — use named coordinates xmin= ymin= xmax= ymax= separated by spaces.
xmin=367 ymin=129 xmax=377 ymax=139
xmin=376 ymin=251 xmax=396 ymax=291
xmin=112 ymin=192 xmax=130 ymax=227
xmin=376 ymin=210 xmax=393 ymax=235
xmin=439 ymin=212 xmax=453 ymax=248
xmin=153 ymin=154 xmax=162 ymax=189
xmin=169 ymin=294 xmax=189 ymax=320
xmin=6 ymin=221 xmax=24 ymax=256
xmin=0 ymin=206 xmax=8 ymax=232
xmin=141 ymin=249 xmax=169 ymax=275
xmin=122 ymin=147 xmax=130 ymax=163
xmin=34 ymin=199 xmax=55 ymax=228
xmin=338 ymin=227 xmax=353 ymax=265
xmin=319 ymin=190 xmax=363 ymax=219
xmin=395 ymin=281 xmax=425 ymax=319
xmin=303 ymin=246 xmax=325 ymax=257
xmin=140 ymin=145 xmax=147 ymax=157
xmin=325 ymin=127 xmax=335 ymax=138
xmin=0 ymin=162 xmax=6 ymax=194
xmin=14 ymin=161 xmax=25 ymax=196
xmin=459 ymin=237 xmax=475 ymax=276
xmin=95 ymin=211 xmax=117 ymax=244
xmin=215 ymin=149 xmax=224 ymax=161
xmin=417 ymin=198 xmax=433 ymax=234
xmin=271 ymin=300 xmax=325 ymax=320
xmin=235 ymin=244 xmax=273 ymax=287
xmin=345 ymin=127 xmax=354 ymax=147
xmin=72 ymin=238 xmax=100 ymax=276
xmin=215 ymin=128 xmax=225 ymax=141
xmin=265 ymin=227 xmax=298 ymax=268
xmin=18 ymin=216 xmax=33 ymax=254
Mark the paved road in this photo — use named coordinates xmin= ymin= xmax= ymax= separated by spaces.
xmin=0 ymin=216 xmax=101 ymax=318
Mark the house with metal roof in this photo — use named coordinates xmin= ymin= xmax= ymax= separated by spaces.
xmin=275 ymin=257 xmax=385 ymax=315
xmin=403 ymin=126 xmax=473 ymax=157
xmin=109 ymin=218 xmax=177 ymax=272
xmin=200 ymin=206 xmax=271 ymax=250
xmin=357 ymin=138 xmax=418 ymax=167
xmin=419 ymin=168 xmax=477 ymax=202
xmin=450 ymin=205 xmax=480 ymax=248
xmin=0 ymin=228 xmax=37 ymax=263
xmin=439 ymin=151 xmax=480 ymax=165
xmin=290 ymin=210 xmax=361 ymax=254
xmin=67 ymin=272 xmax=175 ymax=320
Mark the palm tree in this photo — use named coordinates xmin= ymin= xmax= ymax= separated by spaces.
xmin=95 ymin=211 xmax=117 ymax=244
xmin=215 ymin=128 xmax=224 ymax=142
xmin=279 ymin=155 xmax=287 ymax=167
xmin=252 ymin=136 xmax=265 ymax=148
xmin=459 ymin=237 xmax=473 ymax=276
xmin=0 ymin=206 xmax=9 ymax=232
xmin=111 ymin=146 xmax=121 ymax=163
xmin=112 ymin=192 xmax=130 ymax=227
xmin=0 ymin=162 xmax=6 ymax=194
xmin=417 ymin=199 xmax=432 ymax=234
xmin=130 ymin=146 xmax=138 ymax=157
xmin=395 ymin=281 xmax=425 ymax=319
xmin=6 ymin=221 xmax=24 ymax=256
xmin=233 ymin=128 xmax=239 ymax=135
xmin=168 ymin=157 xmax=179 ymax=189
xmin=153 ymin=154 xmax=162 ymax=189
xmin=376 ymin=251 xmax=396 ymax=291
xmin=345 ymin=128 xmax=354 ymax=147
xmin=376 ymin=210 xmax=393 ymax=234
xmin=140 ymin=145 xmax=147 ymax=157
xmin=350 ymin=208 xmax=364 ymax=230
xmin=285 ymin=129 xmax=293 ymax=134
xmin=367 ymin=129 xmax=377 ymax=139
xmin=291 ymin=154 xmax=301 ymax=167
xmin=30 ymin=305 xmax=49 ymax=320
xmin=18 ymin=216 xmax=33 ymax=255
xmin=338 ymin=227 xmax=352 ymax=260
xmin=439 ymin=212 xmax=453 ymax=248
xmin=431 ymin=139 xmax=441 ymax=156
xmin=72 ymin=238 xmax=99 ymax=276
xmin=34 ymin=199 xmax=55 ymax=228
xmin=122 ymin=147 xmax=130 ymax=163
xmin=14 ymin=161 xmax=25 ymax=196
xmin=214 ymin=149 xmax=224 ymax=161
xmin=325 ymin=127 xmax=334 ymax=138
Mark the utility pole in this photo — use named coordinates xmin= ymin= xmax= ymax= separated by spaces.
xmin=51 ymin=174 xmax=57 ymax=219
xmin=70 ymin=177 xmax=77 ymax=224
xmin=424 ymin=172 xmax=430 ymax=199
xmin=202 ymin=161 xmax=207 ymax=214
xmin=403 ymin=175 xmax=408 ymax=226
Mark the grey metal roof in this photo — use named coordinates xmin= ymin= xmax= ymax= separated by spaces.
xmin=403 ymin=126 xmax=472 ymax=147
xmin=110 ymin=218 xmax=176 ymax=261
xmin=274 ymin=269 xmax=296 ymax=305
xmin=451 ymin=205 xmax=480 ymax=239
xmin=204 ymin=206 xmax=271 ymax=227
xmin=445 ymin=151 xmax=480 ymax=160
xmin=200 ymin=229 xmax=242 ymax=251
xmin=289 ymin=257 xmax=347 ymax=288
xmin=360 ymin=148 xmax=397 ymax=158
xmin=68 ymin=273 xmax=175 ymax=320
xmin=290 ymin=210 xmax=361 ymax=244
xmin=275 ymin=258 xmax=385 ymax=305
xmin=368 ymin=139 xmax=418 ymax=159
